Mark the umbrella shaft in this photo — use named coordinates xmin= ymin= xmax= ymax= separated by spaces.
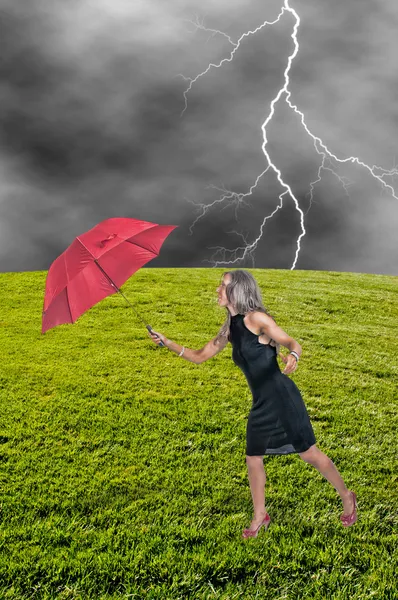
xmin=93 ymin=259 xmax=147 ymax=328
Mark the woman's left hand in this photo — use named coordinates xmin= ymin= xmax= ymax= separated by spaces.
xmin=280 ymin=353 xmax=297 ymax=375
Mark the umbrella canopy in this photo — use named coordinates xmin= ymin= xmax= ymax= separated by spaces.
xmin=42 ymin=217 xmax=177 ymax=334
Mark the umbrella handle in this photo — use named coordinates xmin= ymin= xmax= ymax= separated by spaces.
xmin=146 ymin=324 xmax=165 ymax=347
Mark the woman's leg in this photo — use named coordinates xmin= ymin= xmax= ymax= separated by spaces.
xmin=298 ymin=445 xmax=354 ymax=514
xmin=246 ymin=455 xmax=267 ymax=518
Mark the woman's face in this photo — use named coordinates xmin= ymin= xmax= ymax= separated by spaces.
xmin=216 ymin=274 xmax=232 ymax=307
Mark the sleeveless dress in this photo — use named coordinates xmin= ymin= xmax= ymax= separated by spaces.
xmin=229 ymin=313 xmax=316 ymax=456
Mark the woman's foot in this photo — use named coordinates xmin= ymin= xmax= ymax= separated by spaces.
xmin=242 ymin=511 xmax=271 ymax=538
xmin=341 ymin=490 xmax=355 ymax=517
xmin=248 ymin=511 xmax=268 ymax=531
xmin=340 ymin=490 xmax=357 ymax=527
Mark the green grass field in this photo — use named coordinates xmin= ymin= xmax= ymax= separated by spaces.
xmin=0 ymin=268 xmax=397 ymax=599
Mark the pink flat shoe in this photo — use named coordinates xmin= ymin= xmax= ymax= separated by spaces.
xmin=340 ymin=491 xmax=357 ymax=527
xmin=242 ymin=512 xmax=271 ymax=538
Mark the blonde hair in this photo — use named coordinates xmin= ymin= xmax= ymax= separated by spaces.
xmin=214 ymin=269 xmax=280 ymax=356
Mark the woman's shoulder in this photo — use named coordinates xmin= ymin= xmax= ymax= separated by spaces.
xmin=246 ymin=309 xmax=269 ymax=319
xmin=245 ymin=310 xmax=274 ymax=326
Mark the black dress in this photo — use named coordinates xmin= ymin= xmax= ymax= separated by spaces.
xmin=229 ymin=312 xmax=316 ymax=456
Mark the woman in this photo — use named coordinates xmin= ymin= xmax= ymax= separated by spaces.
xmin=148 ymin=269 xmax=357 ymax=538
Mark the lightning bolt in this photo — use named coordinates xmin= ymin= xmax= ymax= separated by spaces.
xmin=179 ymin=1 xmax=398 ymax=269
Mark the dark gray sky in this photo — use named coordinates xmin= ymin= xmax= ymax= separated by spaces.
xmin=0 ymin=0 xmax=397 ymax=275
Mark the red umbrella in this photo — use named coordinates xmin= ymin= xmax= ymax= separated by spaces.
xmin=41 ymin=217 xmax=177 ymax=344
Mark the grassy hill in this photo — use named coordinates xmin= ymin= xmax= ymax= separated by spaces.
xmin=0 ymin=268 xmax=397 ymax=599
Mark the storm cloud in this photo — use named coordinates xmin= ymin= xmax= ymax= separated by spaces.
xmin=0 ymin=0 xmax=397 ymax=275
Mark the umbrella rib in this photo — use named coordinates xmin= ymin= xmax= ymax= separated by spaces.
xmin=76 ymin=236 xmax=95 ymax=259
xmin=124 ymin=238 xmax=158 ymax=255
xmin=65 ymin=285 xmax=73 ymax=323
xmin=64 ymin=253 xmax=73 ymax=323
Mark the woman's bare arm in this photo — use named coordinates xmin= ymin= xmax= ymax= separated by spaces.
xmin=250 ymin=312 xmax=302 ymax=357
xmin=196 ymin=335 xmax=229 ymax=364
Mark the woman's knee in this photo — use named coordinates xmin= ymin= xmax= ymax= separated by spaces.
xmin=246 ymin=454 xmax=264 ymax=464
xmin=298 ymin=444 xmax=323 ymax=464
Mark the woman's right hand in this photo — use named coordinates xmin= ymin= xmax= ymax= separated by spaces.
xmin=147 ymin=329 xmax=167 ymax=346
xmin=279 ymin=353 xmax=288 ymax=364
